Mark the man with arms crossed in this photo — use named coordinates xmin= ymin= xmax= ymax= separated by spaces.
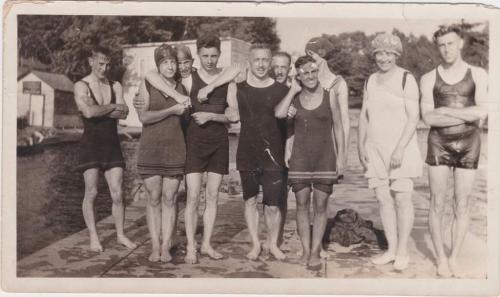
xmin=420 ymin=25 xmax=488 ymax=277
xmin=74 ymin=46 xmax=137 ymax=252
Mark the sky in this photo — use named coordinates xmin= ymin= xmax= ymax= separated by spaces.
xmin=276 ymin=18 xmax=486 ymax=55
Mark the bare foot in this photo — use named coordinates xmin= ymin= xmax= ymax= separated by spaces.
xmin=320 ymin=248 xmax=329 ymax=259
xmin=448 ymin=258 xmax=461 ymax=277
xmin=308 ymin=255 xmax=322 ymax=268
xmin=149 ymin=248 xmax=160 ymax=262
xmin=393 ymin=255 xmax=410 ymax=271
xmin=371 ymin=251 xmax=395 ymax=265
xmin=201 ymin=244 xmax=223 ymax=260
xmin=262 ymin=240 xmax=270 ymax=252
xmin=269 ymin=245 xmax=286 ymax=261
xmin=184 ymin=248 xmax=198 ymax=264
xmin=299 ymin=250 xmax=310 ymax=266
xmin=246 ymin=245 xmax=262 ymax=260
xmin=117 ymin=235 xmax=137 ymax=249
xmin=89 ymin=237 xmax=103 ymax=252
xmin=160 ymin=250 xmax=173 ymax=263
xmin=437 ymin=260 xmax=452 ymax=278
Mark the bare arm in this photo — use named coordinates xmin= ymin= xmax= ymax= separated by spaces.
xmin=197 ymin=65 xmax=243 ymax=101
xmin=135 ymin=80 xmax=186 ymax=125
xmin=389 ymin=74 xmax=420 ymax=169
xmin=396 ymin=74 xmax=420 ymax=150
xmin=193 ymin=112 xmax=230 ymax=124
xmin=420 ymin=71 xmax=465 ymax=127
xmin=145 ymin=70 xmax=190 ymax=105
xmin=274 ymin=79 xmax=302 ymax=118
xmin=330 ymin=88 xmax=345 ymax=174
xmin=438 ymin=67 xmax=488 ymax=122
xmin=357 ymin=82 xmax=369 ymax=169
xmin=74 ymin=81 xmax=116 ymax=118
xmin=191 ymin=82 xmax=238 ymax=125
xmin=208 ymin=65 xmax=242 ymax=89
xmin=284 ymin=134 xmax=294 ymax=168
xmin=109 ymin=82 xmax=129 ymax=119
xmin=336 ymin=79 xmax=350 ymax=158
xmin=225 ymin=82 xmax=240 ymax=123
xmin=225 ymin=82 xmax=239 ymax=122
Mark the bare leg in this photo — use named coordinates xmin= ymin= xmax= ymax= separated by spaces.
xmin=278 ymin=187 xmax=289 ymax=248
xmin=82 ymin=168 xmax=103 ymax=252
xmin=143 ymin=176 xmax=162 ymax=262
xmin=393 ymin=190 xmax=415 ymax=270
xmin=104 ymin=167 xmax=137 ymax=249
xmin=184 ymin=173 xmax=202 ymax=264
xmin=160 ymin=176 xmax=180 ymax=263
xmin=449 ymin=168 xmax=476 ymax=276
xmin=295 ymin=187 xmax=311 ymax=265
xmin=200 ymin=172 xmax=224 ymax=260
xmin=244 ymin=196 xmax=261 ymax=260
xmin=371 ymin=185 xmax=397 ymax=265
xmin=309 ymin=188 xmax=329 ymax=267
xmin=428 ymin=165 xmax=452 ymax=277
xmin=265 ymin=204 xmax=286 ymax=260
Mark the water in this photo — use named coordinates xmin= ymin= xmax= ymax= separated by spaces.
xmin=16 ymin=134 xmax=241 ymax=260
xmin=16 ymin=139 xmax=140 ymax=260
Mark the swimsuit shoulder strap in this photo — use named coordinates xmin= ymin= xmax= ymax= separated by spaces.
xmin=79 ymin=80 xmax=100 ymax=106
xmin=109 ymin=80 xmax=116 ymax=104
xmin=402 ymin=71 xmax=409 ymax=90
xmin=323 ymin=88 xmax=334 ymax=112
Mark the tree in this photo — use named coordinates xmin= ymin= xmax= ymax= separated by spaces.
xmin=310 ymin=20 xmax=489 ymax=107
xmin=18 ymin=15 xmax=281 ymax=81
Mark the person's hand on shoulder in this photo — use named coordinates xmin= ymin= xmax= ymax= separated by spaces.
xmin=197 ymin=85 xmax=214 ymax=103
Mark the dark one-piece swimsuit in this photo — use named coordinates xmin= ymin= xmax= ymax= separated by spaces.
xmin=76 ymin=80 xmax=125 ymax=172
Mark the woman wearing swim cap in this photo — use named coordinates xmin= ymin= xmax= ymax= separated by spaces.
xmin=358 ymin=33 xmax=422 ymax=270
xmin=135 ymin=44 xmax=188 ymax=263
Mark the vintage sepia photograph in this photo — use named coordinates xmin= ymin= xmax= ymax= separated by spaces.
xmin=2 ymin=1 xmax=500 ymax=295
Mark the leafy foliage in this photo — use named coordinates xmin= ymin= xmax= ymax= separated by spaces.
xmin=319 ymin=21 xmax=488 ymax=105
xmin=18 ymin=15 xmax=281 ymax=81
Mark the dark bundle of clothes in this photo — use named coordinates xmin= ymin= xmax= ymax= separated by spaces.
xmin=323 ymin=209 xmax=387 ymax=248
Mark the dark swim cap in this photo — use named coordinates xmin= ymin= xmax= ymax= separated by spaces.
xmin=305 ymin=36 xmax=335 ymax=58
xmin=154 ymin=44 xmax=177 ymax=68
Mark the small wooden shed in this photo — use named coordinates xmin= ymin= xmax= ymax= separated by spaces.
xmin=18 ymin=70 xmax=82 ymax=128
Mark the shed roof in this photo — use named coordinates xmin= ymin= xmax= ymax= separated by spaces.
xmin=19 ymin=70 xmax=74 ymax=93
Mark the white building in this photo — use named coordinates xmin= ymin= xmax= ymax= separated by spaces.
xmin=121 ymin=37 xmax=250 ymax=127
xmin=17 ymin=70 xmax=81 ymax=128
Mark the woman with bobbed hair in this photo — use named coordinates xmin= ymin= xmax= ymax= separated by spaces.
xmin=358 ymin=33 xmax=422 ymax=270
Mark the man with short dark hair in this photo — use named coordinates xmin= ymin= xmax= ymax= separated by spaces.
xmin=137 ymin=35 xmax=240 ymax=264
xmin=74 ymin=45 xmax=137 ymax=252
xmin=226 ymin=43 xmax=292 ymax=260
xmin=272 ymin=51 xmax=292 ymax=85
xmin=420 ymin=25 xmax=488 ymax=277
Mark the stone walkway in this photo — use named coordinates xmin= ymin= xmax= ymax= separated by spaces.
xmin=17 ymin=129 xmax=488 ymax=279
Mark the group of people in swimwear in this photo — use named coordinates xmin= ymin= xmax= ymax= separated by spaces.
xmin=73 ymin=24 xmax=487 ymax=277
